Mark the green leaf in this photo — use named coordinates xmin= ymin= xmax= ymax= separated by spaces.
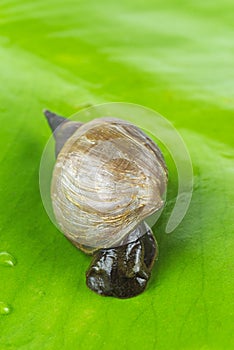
xmin=0 ymin=1 xmax=233 ymax=349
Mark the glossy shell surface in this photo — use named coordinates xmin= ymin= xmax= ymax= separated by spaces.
xmin=51 ymin=117 xmax=167 ymax=251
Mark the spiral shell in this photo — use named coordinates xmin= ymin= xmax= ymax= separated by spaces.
xmin=51 ymin=117 xmax=168 ymax=252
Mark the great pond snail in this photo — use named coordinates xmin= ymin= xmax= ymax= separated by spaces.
xmin=44 ymin=110 xmax=168 ymax=298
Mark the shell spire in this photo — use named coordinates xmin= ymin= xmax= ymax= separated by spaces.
xmin=44 ymin=110 xmax=68 ymax=132
xmin=43 ymin=110 xmax=83 ymax=157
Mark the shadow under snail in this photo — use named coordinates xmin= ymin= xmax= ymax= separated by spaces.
xmin=44 ymin=110 xmax=168 ymax=298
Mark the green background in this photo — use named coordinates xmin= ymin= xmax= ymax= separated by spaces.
xmin=0 ymin=0 xmax=233 ymax=349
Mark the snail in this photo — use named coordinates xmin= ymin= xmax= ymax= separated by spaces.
xmin=43 ymin=110 xmax=168 ymax=298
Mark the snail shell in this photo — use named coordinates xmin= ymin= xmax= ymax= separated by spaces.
xmin=51 ymin=117 xmax=168 ymax=253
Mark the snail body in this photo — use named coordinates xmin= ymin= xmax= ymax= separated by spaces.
xmin=44 ymin=110 xmax=168 ymax=298
xmin=86 ymin=222 xmax=158 ymax=298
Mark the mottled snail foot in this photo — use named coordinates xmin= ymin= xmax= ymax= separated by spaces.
xmin=86 ymin=229 xmax=158 ymax=299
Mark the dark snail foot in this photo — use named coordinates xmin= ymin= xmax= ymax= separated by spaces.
xmin=86 ymin=229 xmax=158 ymax=299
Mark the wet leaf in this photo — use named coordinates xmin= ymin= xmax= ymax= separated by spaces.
xmin=0 ymin=1 xmax=233 ymax=349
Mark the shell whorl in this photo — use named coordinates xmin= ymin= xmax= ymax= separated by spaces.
xmin=51 ymin=117 xmax=168 ymax=252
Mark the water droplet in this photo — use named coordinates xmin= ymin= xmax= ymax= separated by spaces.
xmin=0 ymin=301 xmax=12 ymax=315
xmin=0 ymin=252 xmax=17 ymax=267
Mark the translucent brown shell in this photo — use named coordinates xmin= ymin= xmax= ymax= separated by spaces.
xmin=51 ymin=117 xmax=168 ymax=252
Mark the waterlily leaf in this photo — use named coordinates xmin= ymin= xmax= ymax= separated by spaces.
xmin=0 ymin=1 xmax=233 ymax=349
